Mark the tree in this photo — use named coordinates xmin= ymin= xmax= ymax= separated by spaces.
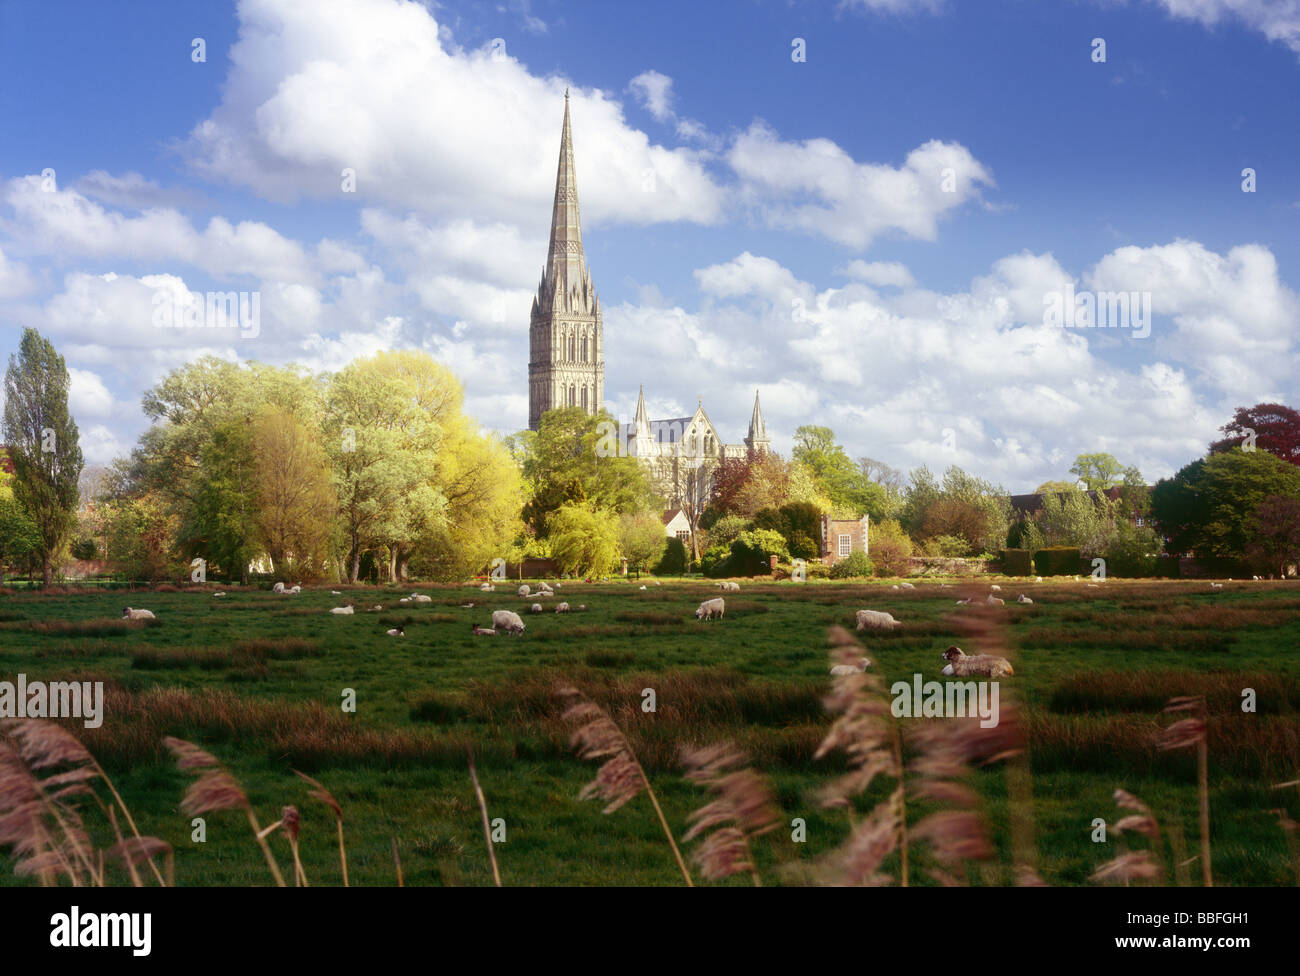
xmin=548 ymin=502 xmax=619 ymax=576
xmin=2 ymin=329 xmax=84 ymax=584
xmin=868 ymin=518 xmax=913 ymax=576
xmin=619 ymin=511 xmax=668 ymax=575
xmin=187 ymin=418 xmax=259 ymax=581
xmin=0 ymin=494 xmax=40 ymax=582
xmin=1069 ymin=453 xmax=1124 ymax=492
xmin=522 ymin=408 xmax=654 ymax=534
xmin=1211 ymin=402 xmax=1300 ymax=465
xmin=1245 ymin=495 xmax=1300 ymax=577
xmin=251 ymin=406 xmax=337 ymax=580
xmin=1036 ymin=485 xmax=1117 ymax=556
xmin=1151 ymin=448 xmax=1300 ymax=557
xmin=704 ymin=450 xmax=794 ymax=522
xmin=792 ymin=425 xmax=887 ymax=518
xmin=1034 ymin=480 xmax=1077 ymax=493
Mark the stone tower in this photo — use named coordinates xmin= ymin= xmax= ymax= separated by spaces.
xmin=528 ymin=91 xmax=604 ymax=430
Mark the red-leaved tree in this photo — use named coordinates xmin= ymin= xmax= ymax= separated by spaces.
xmin=1211 ymin=403 xmax=1300 ymax=466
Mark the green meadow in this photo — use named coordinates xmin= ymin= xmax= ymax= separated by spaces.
xmin=1 ymin=577 xmax=1298 ymax=886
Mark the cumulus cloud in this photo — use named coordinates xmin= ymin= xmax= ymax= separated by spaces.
xmin=628 ymin=70 xmax=675 ymax=122
xmin=838 ymin=260 xmax=916 ymax=288
xmin=0 ymin=245 xmax=36 ymax=298
xmin=728 ymin=124 xmax=994 ymax=248
xmin=67 ymin=367 xmax=116 ymax=418
xmin=181 ymin=0 xmax=724 ymax=228
xmin=1149 ymin=0 xmax=1300 ymax=56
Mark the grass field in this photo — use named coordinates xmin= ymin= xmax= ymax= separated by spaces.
xmin=2 ymin=576 xmax=1299 ymax=886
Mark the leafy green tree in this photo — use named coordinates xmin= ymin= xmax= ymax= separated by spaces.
xmin=1034 ymin=480 xmax=1077 ymax=493
xmin=187 ymin=418 xmax=258 ymax=581
xmin=1151 ymin=448 xmax=1300 ymax=557
xmin=1069 ymin=453 xmax=1124 ymax=492
xmin=2 ymin=329 xmax=83 ymax=584
xmin=1245 ymin=495 xmax=1300 ymax=578
xmin=548 ymin=502 xmax=620 ymax=576
xmin=522 ymin=408 xmax=654 ymax=534
xmin=792 ymin=425 xmax=887 ymax=518
xmin=654 ymin=536 xmax=689 ymax=575
xmin=0 ymin=494 xmax=40 ymax=581
xmin=619 ymin=511 xmax=667 ymax=574
xmin=869 ymin=518 xmax=913 ymax=577
xmin=1036 ymin=486 xmax=1117 ymax=556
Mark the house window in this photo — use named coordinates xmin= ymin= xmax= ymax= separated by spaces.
xmin=676 ymin=530 xmax=690 ymax=542
xmin=838 ymin=534 xmax=851 ymax=557
xmin=1135 ymin=516 xmax=1144 ymax=526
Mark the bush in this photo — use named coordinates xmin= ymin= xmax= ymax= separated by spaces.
xmin=1000 ymin=548 xmax=1033 ymax=576
xmin=700 ymin=544 xmax=731 ymax=577
xmin=774 ymin=559 xmax=830 ymax=580
xmin=869 ymin=518 xmax=913 ymax=577
xmin=829 ymin=550 xmax=873 ymax=579
xmin=726 ymin=529 xmax=790 ymax=577
xmin=71 ymin=539 xmax=99 ymax=561
xmin=788 ymin=531 xmax=821 ymax=560
xmin=705 ymin=515 xmax=751 ymax=551
xmin=1034 ymin=546 xmax=1082 ymax=577
xmin=654 ymin=536 xmax=688 ymax=575
xmin=924 ymin=534 xmax=970 ymax=557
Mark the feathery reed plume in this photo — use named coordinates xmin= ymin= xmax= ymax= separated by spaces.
xmin=680 ymin=741 xmax=780 ymax=885
xmin=558 ymin=683 xmax=694 ymax=886
xmin=294 ymin=769 xmax=347 ymax=887
xmin=280 ymin=806 xmax=307 ymax=887
xmin=467 ymin=747 xmax=502 ymax=887
xmin=811 ymin=627 xmax=905 ymax=886
xmin=1093 ymin=788 xmax=1165 ymax=886
xmin=1157 ymin=696 xmax=1211 ymax=886
xmin=908 ymin=718 xmax=994 ymax=885
xmin=163 ymin=737 xmax=286 ymax=887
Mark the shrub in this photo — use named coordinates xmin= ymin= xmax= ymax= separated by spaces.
xmin=654 ymin=536 xmax=688 ymax=575
xmin=788 ymin=531 xmax=821 ymax=560
xmin=705 ymin=514 xmax=751 ymax=551
xmin=1034 ymin=545 xmax=1082 ymax=576
xmin=728 ymin=528 xmax=790 ymax=576
xmin=700 ymin=544 xmax=731 ymax=577
xmin=1000 ymin=548 xmax=1033 ymax=576
xmin=924 ymin=534 xmax=970 ymax=557
xmin=868 ymin=518 xmax=913 ymax=577
xmin=829 ymin=550 xmax=873 ymax=579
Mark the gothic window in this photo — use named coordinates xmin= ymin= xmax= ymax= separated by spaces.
xmin=581 ymin=333 xmax=587 ymax=362
xmin=581 ymin=385 xmax=588 ymax=411
xmin=570 ymin=334 xmax=576 ymax=361
xmin=569 ymin=384 xmax=576 ymax=406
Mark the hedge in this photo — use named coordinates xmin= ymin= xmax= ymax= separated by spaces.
xmin=1034 ymin=546 xmax=1082 ymax=576
xmin=999 ymin=548 xmax=1033 ymax=576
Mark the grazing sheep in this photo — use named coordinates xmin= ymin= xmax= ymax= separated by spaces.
xmin=213 ymin=592 xmax=225 ymax=598
xmin=855 ymin=609 xmax=901 ymax=631
xmin=289 ymin=585 xmax=302 ymax=594
xmin=985 ymin=595 xmax=1005 ymax=606
xmin=955 ymin=597 xmax=972 ymax=606
xmin=518 ymin=585 xmax=531 ymax=597
xmin=989 ymin=584 xmax=1002 ymax=592
xmin=332 ymin=590 xmax=342 ymax=595
xmin=555 ymin=602 xmax=570 ymax=613
xmin=899 ymin=581 xmax=915 ymax=590
xmin=370 ymin=605 xmax=383 ymax=611
xmin=399 ymin=597 xmax=412 ymax=604
xmin=530 ymin=603 xmax=543 ymax=613
xmin=272 ymin=582 xmax=286 ymax=594
xmin=639 ymin=585 xmax=647 ymax=590
xmin=1210 ymin=582 xmax=1224 ymax=590
xmin=386 ymin=627 xmax=404 ymax=637
xmin=330 ymin=605 xmax=355 ymax=615
xmin=121 ymin=607 xmax=155 ymax=620
xmin=830 ymin=657 xmax=871 ymax=676
xmin=479 ymin=582 xmax=494 ymax=592
xmin=891 ymin=585 xmax=900 ymax=591
xmin=1035 ymin=576 xmax=1044 ymax=583
xmin=1017 ymin=594 xmax=1034 ymax=604
xmin=695 ymin=597 xmax=725 ymax=621
xmin=491 ymin=609 xmax=526 ymax=635
xmin=941 ymin=645 xmax=1014 ymax=678
xmin=577 ymin=604 xmax=586 ymax=611
xmin=412 ymin=594 xmax=432 ymax=604
xmin=471 ymin=624 xmax=496 ymax=636
xmin=460 ymin=602 xmax=475 ymax=609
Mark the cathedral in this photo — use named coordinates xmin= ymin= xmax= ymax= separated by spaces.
xmin=528 ymin=92 xmax=770 ymax=505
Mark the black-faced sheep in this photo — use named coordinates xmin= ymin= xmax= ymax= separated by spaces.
xmin=941 ymin=645 xmax=1014 ymax=678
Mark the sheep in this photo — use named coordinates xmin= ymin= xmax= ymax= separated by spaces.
xmin=899 ymin=581 xmax=915 ymax=590
xmin=330 ymin=605 xmax=355 ymax=615
xmin=830 ymin=657 xmax=871 ymax=676
xmin=491 ymin=609 xmax=526 ymax=636
xmin=370 ymin=605 xmax=383 ymax=611
xmin=891 ymin=585 xmax=900 ymax=591
xmin=530 ymin=603 xmax=543 ymax=613
xmin=1035 ymin=576 xmax=1044 ymax=583
xmin=518 ymin=584 xmax=531 ymax=597
xmin=555 ymin=602 xmax=570 ymax=613
xmin=213 ymin=592 xmax=225 ymax=598
xmin=479 ymin=582 xmax=494 ymax=592
xmin=332 ymin=590 xmax=342 ymax=595
xmin=577 ymin=604 xmax=586 ymax=611
xmin=855 ymin=609 xmax=901 ymax=631
xmin=989 ymin=584 xmax=1002 ymax=592
xmin=471 ymin=623 xmax=496 ymax=636
xmin=695 ymin=597 xmax=725 ymax=621
xmin=955 ymin=597 xmax=972 ymax=606
xmin=1017 ymin=594 xmax=1034 ymax=604
xmin=386 ymin=627 xmax=404 ymax=637
xmin=460 ymin=602 xmax=476 ymax=609
xmin=411 ymin=594 xmax=432 ymax=604
xmin=1210 ymin=582 xmax=1224 ymax=590
xmin=272 ymin=582 xmax=286 ymax=594
xmin=985 ymin=595 xmax=1005 ymax=606
xmin=941 ymin=645 xmax=1014 ymax=678
xmin=399 ymin=597 xmax=412 ymax=604
xmin=639 ymin=585 xmax=647 ymax=590
xmin=288 ymin=585 xmax=302 ymax=594
xmin=121 ymin=607 xmax=155 ymax=620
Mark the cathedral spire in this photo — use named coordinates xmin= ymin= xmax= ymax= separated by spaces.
xmin=745 ymin=389 xmax=770 ymax=454
xmin=543 ymin=88 xmax=587 ymax=303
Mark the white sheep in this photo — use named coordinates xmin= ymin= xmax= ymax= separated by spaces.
xmin=577 ymin=604 xmax=586 ymax=611
xmin=1035 ymin=576 xmax=1044 ymax=583
xmin=891 ymin=585 xmax=900 ymax=591
xmin=989 ymin=584 xmax=1002 ymax=592
xmin=479 ymin=582 xmax=494 ymax=592
xmin=1210 ymin=582 xmax=1224 ymax=590
xmin=412 ymin=594 xmax=432 ymax=604
xmin=555 ymin=602 xmax=570 ymax=613
xmin=213 ymin=592 xmax=225 ymax=598
xmin=985 ymin=595 xmax=1005 ymax=606
xmin=332 ymin=590 xmax=342 ymax=595
xmin=330 ymin=605 xmax=355 ymax=615
xmin=696 ymin=597 xmax=725 ymax=621
xmin=639 ymin=585 xmax=647 ymax=590
xmin=471 ymin=624 xmax=496 ymax=636
xmin=854 ymin=609 xmax=901 ymax=631
xmin=289 ymin=585 xmax=301 ymax=594
xmin=530 ymin=603 xmax=543 ymax=613
xmin=399 ymin=597 xmax=412 ymax=604
xmin=272 ymin=582 xmax=286 ymax=594
xmin=830 ymin=657 xmax=871 ymax=676
xmin=518 ymin=584 xmax=531 ymax=597
xmin=955 ymin=597 xmax=972 ymax=606
xmin=899 ymin=581 xmax=915 ymax=590
xmin=121 ymin=607 xmax=155 ymax=620
xmin=386 ymin=627 xmax=404 ymax=637
xmin=491 ymin=609 xmax=526 ymax=635
xmin=941 ymin=645 xmax=1014 ymax=678
xmin=1017 ymin=594 xmax=1034 ymax=604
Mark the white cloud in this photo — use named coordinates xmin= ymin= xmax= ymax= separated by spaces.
xmin=728 ymin=124 xmax=994 ymax=248
xmin=1150 ymin=0 xmax=1300 ymax=55
xmin=838 ymin=259 xmax=916 ymax=288
xmin=78 ymin=423 xmax=129 ymax=465
xmin=839 ymin=0 xmax=945 ymax=12
xmin=67 ymin=367 xmax=116 ymax=418
xmin=0 ymin=245 xmax=36 ymax=298
xmin=181 ymin=0 xmax=725 ymax=228
xmin=628 ymin=70 xmax=675 ymax=122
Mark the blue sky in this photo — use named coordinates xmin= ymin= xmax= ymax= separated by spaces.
xmin=1 ymin=0 xmax=1298 ymax=490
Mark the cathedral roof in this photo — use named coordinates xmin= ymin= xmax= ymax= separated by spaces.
xmin=533 ymin=90 xmax=599 ymax=318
